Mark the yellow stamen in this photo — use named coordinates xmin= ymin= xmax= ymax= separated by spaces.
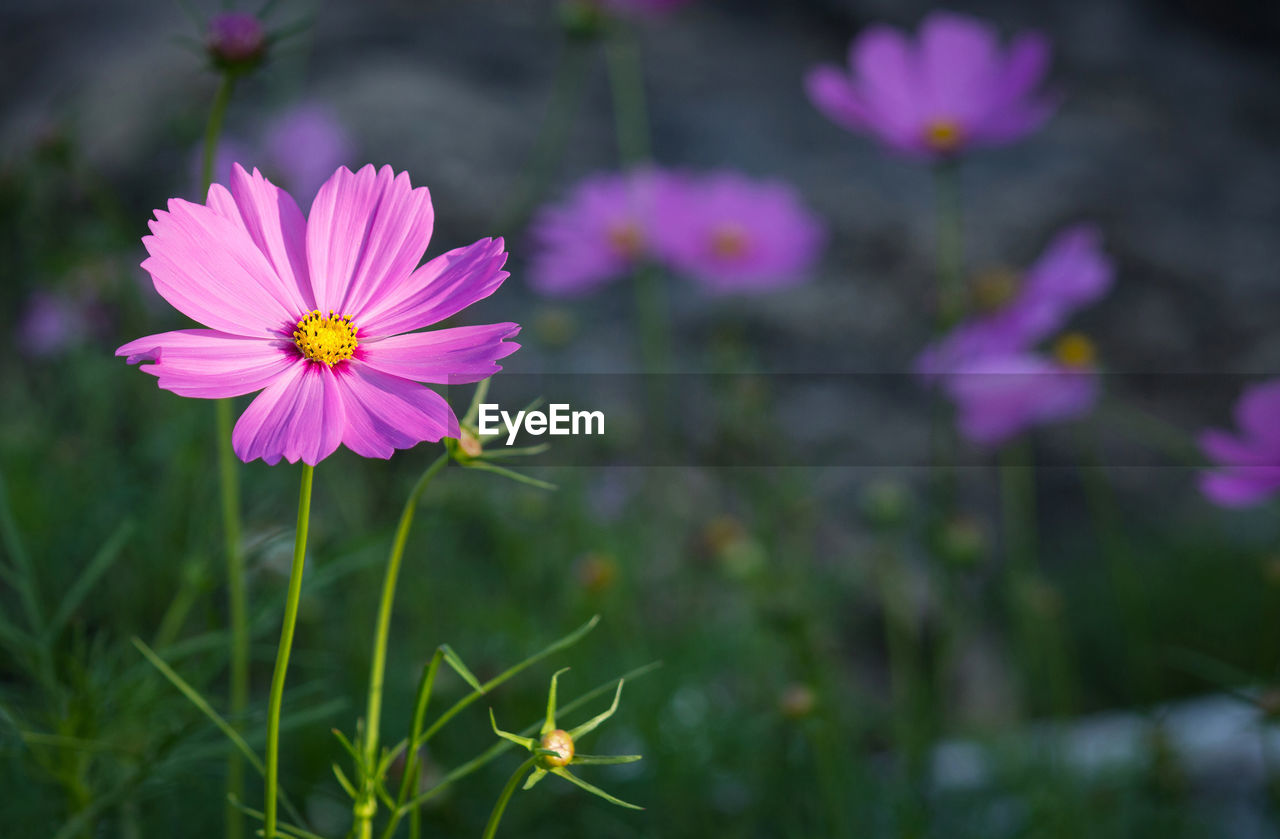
xmin=607 ymin=223 xmax=644 ymax=259
xmin=539 ymin=729 xmax=575 ymax=767
xmin=924 ymin=119 xmax=964 ymax=152
xmin=709 ymin=223 xmax=749 ymax=259
xmin=1053 ymin=332 xmax=1096 ymax=368
xmin=971 ymin=266 xmax=1020 ymax=311
xmin=292 ymin=309 xmax=358 ymax=366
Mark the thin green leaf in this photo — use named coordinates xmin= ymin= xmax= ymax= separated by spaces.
xmin=463 ymin=460 xmax=557 ymax=491
xmin=522 ymin=767 xmax=548 ymax=790
xmin=478 ymin=443 xmax=551 ymax=461
xmin=0 ymin=470 xmax=44 ymax=633
xmin=568 ymin=679 xmax=624 ymax=741
xmin=332 ymin=763 xmax=357 ymax=799
xmin=551 ymin=766 xmax=643 ymax=810
xmin=571 ymin=753 xmax=642 ymax=765
xmin=47 ymin=520 xmax=135 ymax=640
xmin=228 ymin=797 xmax=329 ymax=839
xmin=442 ymin=644 xmax=483 ymax=693
xmin=490 ymin=708 xmax=536 ymax=750
xmin=331 ymin=727 xmax=361 ymax=765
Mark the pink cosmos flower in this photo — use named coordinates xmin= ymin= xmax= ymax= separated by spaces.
xmin=207 ymin=12 xmax=266 ymax=70
xmin=805 ymin=11 xmax=1055 ymax=159
xmin=118 ymin=163 xmax=520 ymax=466
xmin=654 ymin=171 xmax=825 ymax=294
xmin=916 ymin=224 xmax=1112 ymax=378
xmin=941 ymin=351 xmax=1097 ymax=446
xmin=528 ymin=169 xmax=674 ymax=297
xmin=1199 ymin=380 xmax=1280 ymax=507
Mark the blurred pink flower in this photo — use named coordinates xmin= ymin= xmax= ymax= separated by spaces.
xmin=207 ymin=12 xmax=266 ymax=71
xmin=942 ymin=351 xmax=1097 ymax=446
xmin=529 ymin=169 xmax=676 ymax=296
xmin=118 ymin=164 xmax=519 ymax=466
xmin=654 ymin=171 xmax=824 ymax=293
xmin=805 ymin=11 xmax=1055 ymax=159
xmin=262 ymin=103 xmax=356 ymax=203
xmin=18 ymin=291 xmax=89 ymax=358
xmin=1199 ymin=380 xmax=1280 ymax=507
xmin=916 ymin=224 xmax=1113 ymax=378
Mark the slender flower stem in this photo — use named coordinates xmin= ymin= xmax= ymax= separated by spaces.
xmin=352 ymin=452 xmax=450 ymax=838
xmin=264 ymin=463 xmax=315 ymax=839
xmin=933 ymin=159 xmax=964 ymax=330
xmin=481 ymin=757 xmax=538 ymax=839
xmin=200 ymin=70 xmax=250 ymax=839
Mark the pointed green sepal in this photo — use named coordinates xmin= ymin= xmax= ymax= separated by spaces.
xmin=545 ymin=667 xmax=570 ymax=734
xmin=332 ymin=763 xmax=357 ymax=799
xmin=522 ymin=767 xmax=548 ymax=790
xmin=568 ymin=679 xmax=623 ymax=741
xmin=490 ymin=708 xmax=536 ymax=750
xmin=551 ymin=767 xmax=644 ymax=810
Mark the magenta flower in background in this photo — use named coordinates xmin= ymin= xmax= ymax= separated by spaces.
xmin=529 ymin=169 xmax=675 ymax=297
xmin=654 ymin=171 xmax=825 ymax=293
xmin=942 ymin=351 xmax=1097 ymax=446
xmin=263 ymin=103 xmax=356 ymax=202
xmin=1199 ymin=380 xmax=1280 ymax=507
xmin=207 ymin=12 xmax=266 ymax=71
xmin=18 ymin=292 xmax=90 ymax=358
xmin=805 ymin=11 xmax=1055 ymax=159
xmin=916 ymin=224 xmax=1113 ymax=378
xmin=118 ymin=164 xmax=519 ymax=466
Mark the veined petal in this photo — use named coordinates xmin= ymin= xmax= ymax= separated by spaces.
xmin=204 ymin=164 xmax=315 ymax=313
xmin=232 ymin=361 xmax=345 ymax=465
xmin=117 ymin=328 xmax=298 ymax=398
xmin=356 ymin=237 xmax=509 ymax=338
xmin=360 ymin=323 xmax=520 ymax=384
xmin=305 ymin=164 xmax=435 ymax=316
xmin=333 ymin=361 xmax=460 ymax=459
xmin=142 ymin=199 xmax=301 ymax=337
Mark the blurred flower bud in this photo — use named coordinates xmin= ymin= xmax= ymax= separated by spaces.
xmin=859 ymin=480 xmax=910 ymax=531
xmin=533 ymin=306 xmax=578 ymax=348
xmin=778 ymin=683 xmax=816 ymax=719
xmin=1053 ymin=331 xmax=1097 ymax=369
xmin=207 ymin=12 xmax=267 ymax=74
xmin=937 ymin=515 xmax=987 ymax=568
xmin=575 ymin=552 xmax=619 ymax=595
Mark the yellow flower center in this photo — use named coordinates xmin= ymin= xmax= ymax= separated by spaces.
xmin=1053 ymin=332 xmax=1096 ymax=368
xmin=710 ymin=223 xmax=749 ymax=259
xmin=293 ymin=309 xmax=358 ymax=366
xmin=539 ymin=729 xmax=575 ymax=768
xmin=971 ymin=267 xmax=1020 ymax=311
xmin=924 ymin=119 xmax=964 ymax=152
xmin=607 ymin=223 xmax=644 ymax=259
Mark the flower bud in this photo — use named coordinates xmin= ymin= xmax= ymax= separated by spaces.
xmin=936 ymin=515 xmax=987 ymax=568
xmin=207 ymin=12 xmax=266 ymax=74
xmin=539 ymin=729 xmax=575 ymax=768
xmin=778 ymin=683 xmax=816 ymax=719
xmin=574 ymin=552 xmax=618 ymax=595
xmin=458 ymin=428 xmax=483 ymax=459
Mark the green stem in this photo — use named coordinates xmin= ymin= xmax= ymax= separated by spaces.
xmin=481 ymin=757 xmax=538 ymax=839
xmin=933 ymin=160 xmax=964 ymax=330
xmin=378 ymin=648 xmax=445 ymax=839
xmin=353 ymin=452 xmax=450 ymax=838
xmin=603 ymin=26 xmax=650 ymax=166
xmin=200 ymin=70 xmax=249 ymax=839
xmin=264 ymin=463 xmax=315 ymax=839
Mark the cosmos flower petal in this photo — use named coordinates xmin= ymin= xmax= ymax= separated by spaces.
xmin=306 ymin=164 xmax=435 ymax=316
xmin=333 ymin=362 xmax=460 ymax=459
xmin=945 ymin=354 xmax=1096 ymax=446
xmin=918 ymin=11 xmax=1000 ymax=120
xmin=117 ymin=328 xmax=297 ymax=398
xmin=851 ymin=25 xmax=922 ymax=135
xmin=142 ymin=198 xmax=300 ymax=337
xmin=989 ymin=32 xmax=1053 ymax=115
xmin=357 ymin=237 xmax=509 ymax=337
xmin=232 ymin=361 xmax=345 ymax=466
xmin=205 ymin=164 xmax=316 ymax=313
xmin=804 ymin=66 xmax=875 ymax=133
xmin=360 ymin=323 xmax=521 ymax=385
xmin=1234 ymin=380 xmax=1280 ymax=447
xmin=1200 ymin=470 xmax=1280 ymax=508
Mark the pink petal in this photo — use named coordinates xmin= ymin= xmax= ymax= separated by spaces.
xmin=305 ymin=164 xmax=435 ymax=317
xmin=204 ymin=165 xmax=315 ymax=314
xmin=142 ymin=199 xmax=301 ymax=337
xmin=1201 ymin=470 xmax=1280 ymax=508
xmin=918 ymin=11 xmax=1000 ymax=121
xmin=990 ymin=32 xmax=1052 ymax=114
xmin=117 ymin=328 xmax=298 ymax=398
xmin=851 ymin=25 xmax=923 ymax=136
xmin=232 ymin=361 xmax=345 ymax=465
xmin=333 ymin=362 xmax=460 ymax=459
xmin=1235 ymin=380 xmax=1280 ymax=446
xmin=359 ymin=323 xmax=520 ymax=384
xmin=356 ymin=237 xmax=509 ymax=338
xmin=804 ymin=66 xmax=873 ymax=133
